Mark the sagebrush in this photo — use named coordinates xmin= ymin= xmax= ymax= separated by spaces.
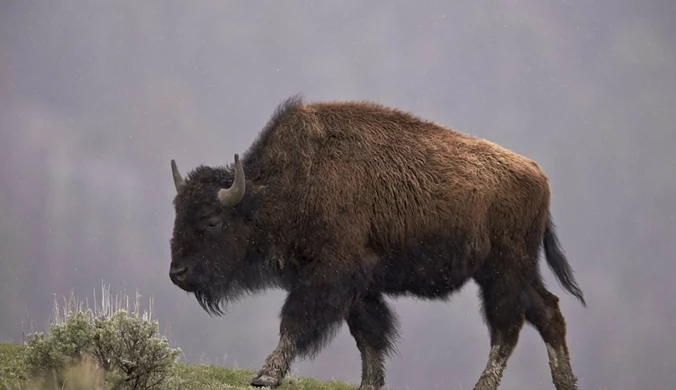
xmin=22 ymin=284 xmax=181 ymax=390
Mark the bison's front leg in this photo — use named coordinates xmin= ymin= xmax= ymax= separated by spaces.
xmin=250 ymin=270 xmax=357 ymax=388
xmin=346 ymin=293 xmax=399 ymax=390
xmin=250 ymin=333 xmax=296 ymax=388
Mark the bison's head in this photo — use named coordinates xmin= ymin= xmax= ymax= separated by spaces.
xmin=168 ymin=154 xmax=266 ymax=315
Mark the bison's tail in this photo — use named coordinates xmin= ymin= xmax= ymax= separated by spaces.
xmin=543 ymin=212 xmax=587 ymax=307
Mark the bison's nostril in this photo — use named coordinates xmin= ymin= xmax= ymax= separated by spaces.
xmin=169 ymin=264 xmax=189 ymax=282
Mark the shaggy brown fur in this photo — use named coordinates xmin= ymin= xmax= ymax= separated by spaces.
xmin=168 ymin=95 xmax=586 ymax=390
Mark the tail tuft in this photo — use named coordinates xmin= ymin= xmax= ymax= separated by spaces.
xmin=543 ymin=212 xmax=586 ymax=307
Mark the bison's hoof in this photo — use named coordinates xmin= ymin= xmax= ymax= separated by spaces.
xmin=250 ymin=373 xmax=281 ymax=388
xmin=358 ymin=385 xmax=380 ymax=390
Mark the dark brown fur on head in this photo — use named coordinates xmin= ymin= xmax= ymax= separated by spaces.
xmin=168 ymin=94 xmax=585 ymax=390
xmin=169 ymin=160 xmax=275 ymax=314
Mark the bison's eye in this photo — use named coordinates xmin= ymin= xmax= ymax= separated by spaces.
xmin=207 ymin=216 xmax=223 ymax=229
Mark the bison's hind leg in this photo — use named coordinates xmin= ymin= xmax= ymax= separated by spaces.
xmin=523 ymin=280 xmax=579 ymax=390
xmin=471 ymin=245 xmax=530 ymax=390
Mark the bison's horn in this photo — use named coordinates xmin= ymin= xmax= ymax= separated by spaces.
xmin=218 ymin=154 xmax=246 ymax=207
xmin=171 ymin=159 xmax=186 ymax=192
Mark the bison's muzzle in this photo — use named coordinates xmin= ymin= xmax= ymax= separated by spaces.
xmin=169 ymin=263 xmax=192 ymax=290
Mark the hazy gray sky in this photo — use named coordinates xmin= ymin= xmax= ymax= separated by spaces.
xmin=1 ymin=1 xmax=675 ymax=389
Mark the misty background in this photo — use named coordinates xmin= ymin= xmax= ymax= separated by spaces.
xmin=1 ymin=1 xmax=674 ymax=389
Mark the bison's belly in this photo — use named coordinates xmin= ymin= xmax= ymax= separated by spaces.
xmin=372 ymin=229 xmax=487 ymax=299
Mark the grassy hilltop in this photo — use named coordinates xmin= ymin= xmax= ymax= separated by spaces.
xmin=0 ymin=285 xmax=380 ymax=390
xmin=0 ymin=342 xmax=361 ymax=390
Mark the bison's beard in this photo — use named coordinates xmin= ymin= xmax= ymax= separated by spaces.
xmin=191 ymin=275 xmax=256 ymax=317
xmin=194 ymin=288 xmax=227 ymax=316
xmin=191 ymin=258 xmax=282 ymax=317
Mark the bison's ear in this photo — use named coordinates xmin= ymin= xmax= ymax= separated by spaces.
xmin=236 ymin=180 xmax=266 ymax=221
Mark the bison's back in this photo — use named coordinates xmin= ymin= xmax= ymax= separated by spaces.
xmin=258 ymin=100 xmax=550 ymax=259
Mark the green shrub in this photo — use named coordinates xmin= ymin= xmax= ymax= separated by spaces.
xmin=22 ymin=285 xmax=181 ymax=390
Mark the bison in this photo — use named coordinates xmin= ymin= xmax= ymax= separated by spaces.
xmin=168 ymin=95 xmax=586 ymax=390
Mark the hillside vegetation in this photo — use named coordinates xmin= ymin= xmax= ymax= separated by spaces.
xmin=0 ymin=342 xmax=366 ymax=390
xmin=0 ymin=342 xmax=363 ymax=390
xmin=0 ymin=286 xmax=371 ymax=390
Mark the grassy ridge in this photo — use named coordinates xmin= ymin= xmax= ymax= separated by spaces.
xmin=1 ymin=286 xmax=390 ymax=389
xmin=0 ymin=342 xmax=363 ymax=390
xmin=0 ymin=343 xmax=26 ymax=390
